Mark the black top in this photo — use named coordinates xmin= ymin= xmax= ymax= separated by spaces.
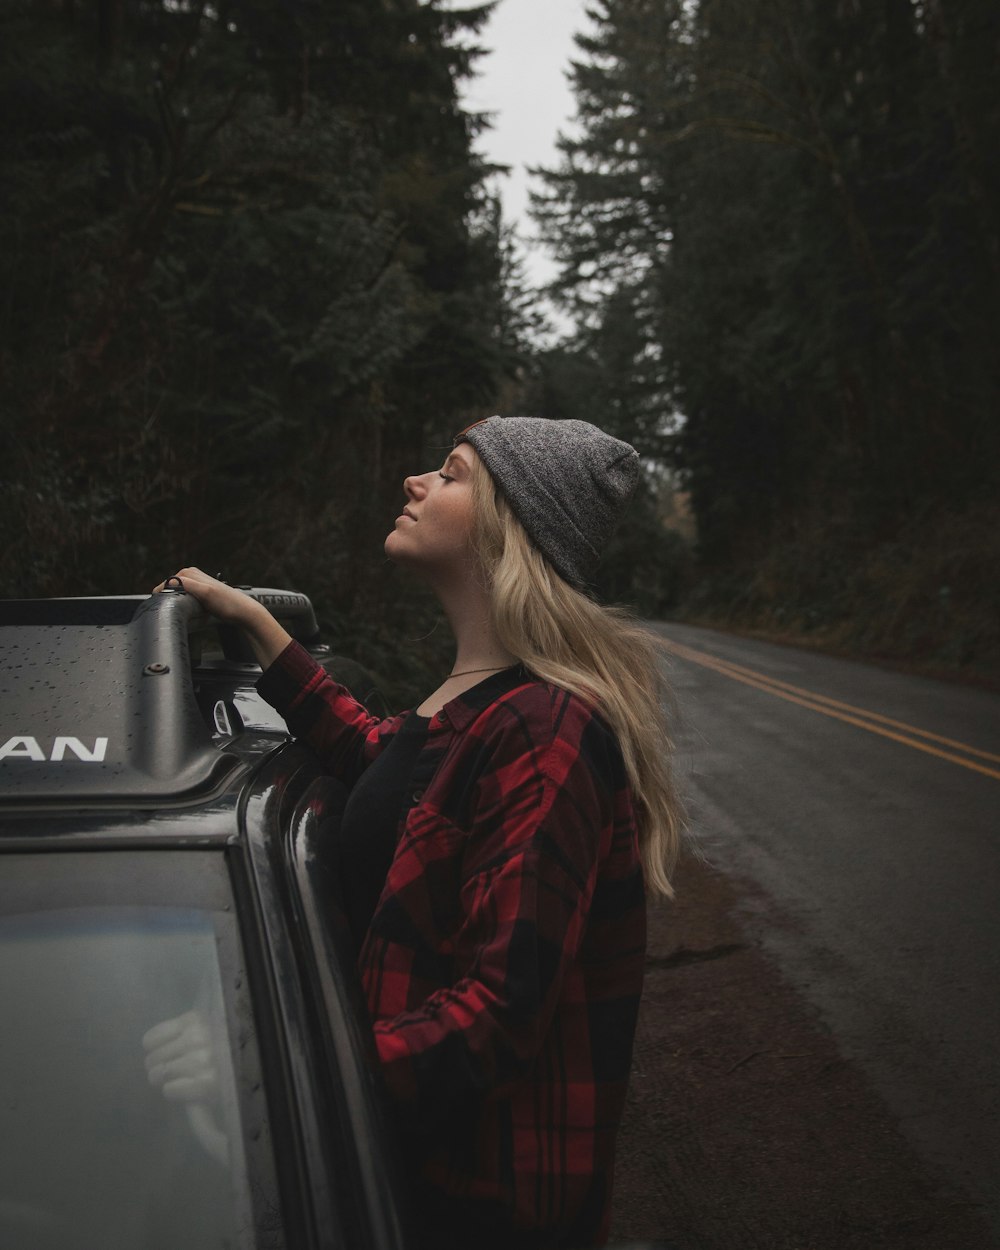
xmin=0 ymin=593 xmax=238 ymax=806
xmin=336 ymin=709 xmax=431 ymax=951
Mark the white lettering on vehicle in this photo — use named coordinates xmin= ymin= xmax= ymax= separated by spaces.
xmin=0 ymin=736 xmax=109 ymax=762
xmin=50 ymin=736 xmax=109 ymax=762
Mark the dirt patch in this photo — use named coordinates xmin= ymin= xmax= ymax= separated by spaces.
xmin=610 ymin=852 xmax=994 ymax=1249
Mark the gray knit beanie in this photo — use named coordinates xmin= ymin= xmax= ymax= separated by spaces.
xmin=456 ymin=415 xmax=639 ymax=589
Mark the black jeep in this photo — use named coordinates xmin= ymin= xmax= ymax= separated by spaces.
xmin=0 ymin=586 xmax=407 ymax=1250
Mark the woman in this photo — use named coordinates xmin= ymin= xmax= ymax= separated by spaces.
xmin=159 ymin=416 xmax=682 ymax=1249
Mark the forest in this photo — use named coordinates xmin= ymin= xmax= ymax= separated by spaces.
xmin=2 ymin=0 xmax=997 ymax=696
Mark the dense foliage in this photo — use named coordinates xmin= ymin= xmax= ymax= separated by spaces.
xmin=0 ymin=0 xmax=514 ymax=692
xmin=533 ymin=0 xmax=999 ymax=669
xmin=3 ymin=0 xmax=997 ymax=682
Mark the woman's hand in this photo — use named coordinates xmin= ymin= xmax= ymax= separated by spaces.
xmin=143 ymin=1009 xmax=218 ymax=1104
xmin=143 ymin=1009 xmax=231 ymax=1168
xmin=152 ymin=566 xmax=258 ymax=628
xmin=152 ymin=566 xmax=293 ymax=668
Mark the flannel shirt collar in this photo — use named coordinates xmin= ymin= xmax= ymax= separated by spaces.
xmin=433 ymin=664 xmax=531 ymax=733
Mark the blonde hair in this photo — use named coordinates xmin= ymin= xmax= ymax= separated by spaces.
xmin=470 ymin=457 xmax=683 ymax=898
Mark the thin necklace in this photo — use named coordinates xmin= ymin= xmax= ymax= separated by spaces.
xmin=446 ymin=664 xmax=509 ymax=679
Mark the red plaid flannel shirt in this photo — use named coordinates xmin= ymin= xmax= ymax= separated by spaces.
xmin=258 ymin=643 xmax=646 ymax=1247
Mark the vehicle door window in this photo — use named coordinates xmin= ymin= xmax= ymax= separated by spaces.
xmin=0 ymin=850 xmax=283 ymax=1250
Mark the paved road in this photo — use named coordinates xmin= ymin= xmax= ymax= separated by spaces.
xmin=652 ymin=621 xmax=1000 ymax=1236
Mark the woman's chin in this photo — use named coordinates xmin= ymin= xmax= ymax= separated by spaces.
xmin=384 ymin=532 xmax=416 ymax=567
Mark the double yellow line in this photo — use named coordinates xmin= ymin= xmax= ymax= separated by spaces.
xmin=661 ymin=637 xmax=1000 ymax=782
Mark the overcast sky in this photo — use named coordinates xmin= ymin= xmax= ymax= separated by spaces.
xmin=455 ymin=0 xmax=592 ymax=286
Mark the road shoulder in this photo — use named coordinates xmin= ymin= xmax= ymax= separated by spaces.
xmin=611 ymin=851 xmax=994 ymax=1249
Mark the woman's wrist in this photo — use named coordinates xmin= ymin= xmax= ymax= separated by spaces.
xmin=240 ymin=599 xmax=294 ymax=669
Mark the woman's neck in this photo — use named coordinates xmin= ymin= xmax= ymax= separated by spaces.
xmin=433 ymin=567 xmax=516 ymax=672
xmin=414 ymin=571 xmax=517 ymax=717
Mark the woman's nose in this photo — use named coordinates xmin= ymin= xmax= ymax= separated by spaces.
xmin=403 ymin=472 xmax=429 ymax=499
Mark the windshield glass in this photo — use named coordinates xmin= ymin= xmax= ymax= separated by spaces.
xmin=0 ymin=851 xmax=283 ymax=1250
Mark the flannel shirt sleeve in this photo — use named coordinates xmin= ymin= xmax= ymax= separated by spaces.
xmin=372 ymin=690 xmax=617 ymax=1121
xmin=256 ymin=640 xmax=402 ymax=785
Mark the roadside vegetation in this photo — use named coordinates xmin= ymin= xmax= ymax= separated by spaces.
xmin=678 ymin=499 xmax=1000 ymax=686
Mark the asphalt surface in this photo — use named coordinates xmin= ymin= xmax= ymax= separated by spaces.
xmin=651 ymin=621 xmax=1000 ymax=1238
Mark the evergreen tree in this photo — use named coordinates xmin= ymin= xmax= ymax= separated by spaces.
xmin=533 ymin=0 xmax=1000 ymax=572
xmin=0 ymin=0 xmax=503 ymax=691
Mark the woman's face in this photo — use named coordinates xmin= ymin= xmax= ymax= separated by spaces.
xmin=384 ymin=442 xmax=478 ymax=581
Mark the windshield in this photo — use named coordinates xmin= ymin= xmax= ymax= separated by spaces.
xmin=0 ymin=850 xmax=283 ymax=1250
